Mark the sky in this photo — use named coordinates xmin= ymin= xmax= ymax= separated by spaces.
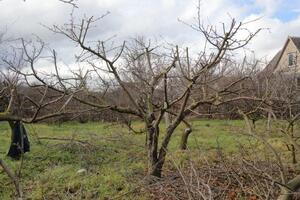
xmin=0 ymin=0 xmax=300 ymax=66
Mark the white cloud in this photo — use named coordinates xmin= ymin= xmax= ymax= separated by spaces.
xmin=0 ymin=0 xmax=299 ymax=65
xmin=242 ymin=13 xmax=300 ymax=60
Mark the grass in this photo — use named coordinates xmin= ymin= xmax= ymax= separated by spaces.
xmin=0 ymin=119 xmax=295 ymax=199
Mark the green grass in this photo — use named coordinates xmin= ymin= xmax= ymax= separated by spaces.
xmin=0 ymin=122 xmax=150 ymax=200
xmin=0 ymin=119 xmax=296 ymax=199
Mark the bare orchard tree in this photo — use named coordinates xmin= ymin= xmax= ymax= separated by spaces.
xmin=239 ymin=66 xmax=300 ymax=199
xmin=240 ymin=110 xmax=300 ymax=200
xmin=259 ymin=70 xmax=300 ymax=164
xmin=19 ymin=9 xmax=261 ymax=177
xmin=273 ymin=72 xmax=300 ymax=165
xmin=0 ymin=48 xmax=85 ymax=123
xmin=0 ymin=38 xmax=97 ymax=198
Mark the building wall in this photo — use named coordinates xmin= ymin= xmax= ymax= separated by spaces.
xmin=274 ymin=39 xmax=300 ymax=74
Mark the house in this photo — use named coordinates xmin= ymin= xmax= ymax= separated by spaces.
xmin=256 ymin=35 xmax=300 ymax=106
xmin=262 ymin=36 xmax=300 ymax=77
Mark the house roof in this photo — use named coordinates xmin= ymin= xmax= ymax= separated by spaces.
xmin=260 ymin=36 xmax=300 ymax=78
xmin=259 ymin=50 xmax=282 ymax=78
xmin=290 ymin=37 xmax=300 ymax=51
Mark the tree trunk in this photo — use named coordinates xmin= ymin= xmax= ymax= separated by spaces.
xmin=149 ymin=121 xmax=181 ymax=177
xmin=147 ymin=128 xmax=168 ymax=178
xmin=146 ymin=125 xmax=157 ymax=171
xmin=180 ymin=128 xmax=192 ymax=150
xmin=145 ymin=116 xmax=161 ymax=177
xmin=0 ymin=159 xmax=23 ymax=199
xmin=149 ymin=163 xmax=162 ymax=177
xmin=146 ymin=113 xmax=183 ymax=177
xmin=164 ymin=103 xmax=170 ymax=128
xmin=252 ymin=119 xmax=256 ymax=129
xmin=291 ymin=144 xmax=297 ymax=164
xmin=267 ymin=112 xmax=271 ymax=132
xmin=149 ymin=158 xmax=163 ymax=178
xmin=290 ymin=125 xmax=296 ymax=164
xmin=278 ymin=175 xmax=300 ymax=200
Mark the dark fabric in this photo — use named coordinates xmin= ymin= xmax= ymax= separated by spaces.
xmin=7 ymin=121 xmax=30 ymax=159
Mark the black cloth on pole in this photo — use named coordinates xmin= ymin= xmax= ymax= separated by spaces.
xmin=7 ymin=121 xmax=30 ymax=159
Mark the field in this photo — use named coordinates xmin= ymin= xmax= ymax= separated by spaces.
xmin=0 ymin=119 xmax=296 ymax=199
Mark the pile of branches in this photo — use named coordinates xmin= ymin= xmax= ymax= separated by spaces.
xmin=143 ymin=156 xmax=299 ymax=200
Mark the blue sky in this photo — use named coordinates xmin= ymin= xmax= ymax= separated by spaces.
xmin=255 ymin=0 xmax=300 ymax=22
xmin=230 ymin=0 xmax=300 ymax=22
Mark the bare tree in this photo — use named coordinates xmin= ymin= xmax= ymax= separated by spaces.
xmin=16 ymin=4 xmax=261 ymax=177
xmin=237 ymin=65 xmax=300 ymax=199
xmin=0 ymin=35 xmax=96 ymax=198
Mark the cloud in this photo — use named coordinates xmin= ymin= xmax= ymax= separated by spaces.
xmin=0 ymin=0 xmax=299 ymax=67
xmin=242 ymin=13 xmax=300 ymax=60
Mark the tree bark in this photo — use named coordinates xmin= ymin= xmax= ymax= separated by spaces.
xmin=278 ymin=175 xmax=300 ymax=200
xmin=164 ymin=102 xmax=170 ymax=128
xmin=291 ymin=144 xmax=297 ymax=164
xmin=267 ymin=112 xmax=271 ymax=132
xmin=146 ymin=125 xmax=157 ymax=172
xmin=0 ymin=159 xmax=23 ymax=199
xmin=180 ymin=128 xmax=192 ymax=150
xmin=145 ymin=113 xmax=161 ymax=177
xmin=252 ymin=119 xmax=256 ymax=129
xmin=149 ymin=119 xmax=182 ymax=177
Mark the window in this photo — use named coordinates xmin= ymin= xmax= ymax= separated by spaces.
xmin=297 ymin=77 xmax=300 ymax=88
xmin=288 ymin=53 xmax=294 ymax=66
